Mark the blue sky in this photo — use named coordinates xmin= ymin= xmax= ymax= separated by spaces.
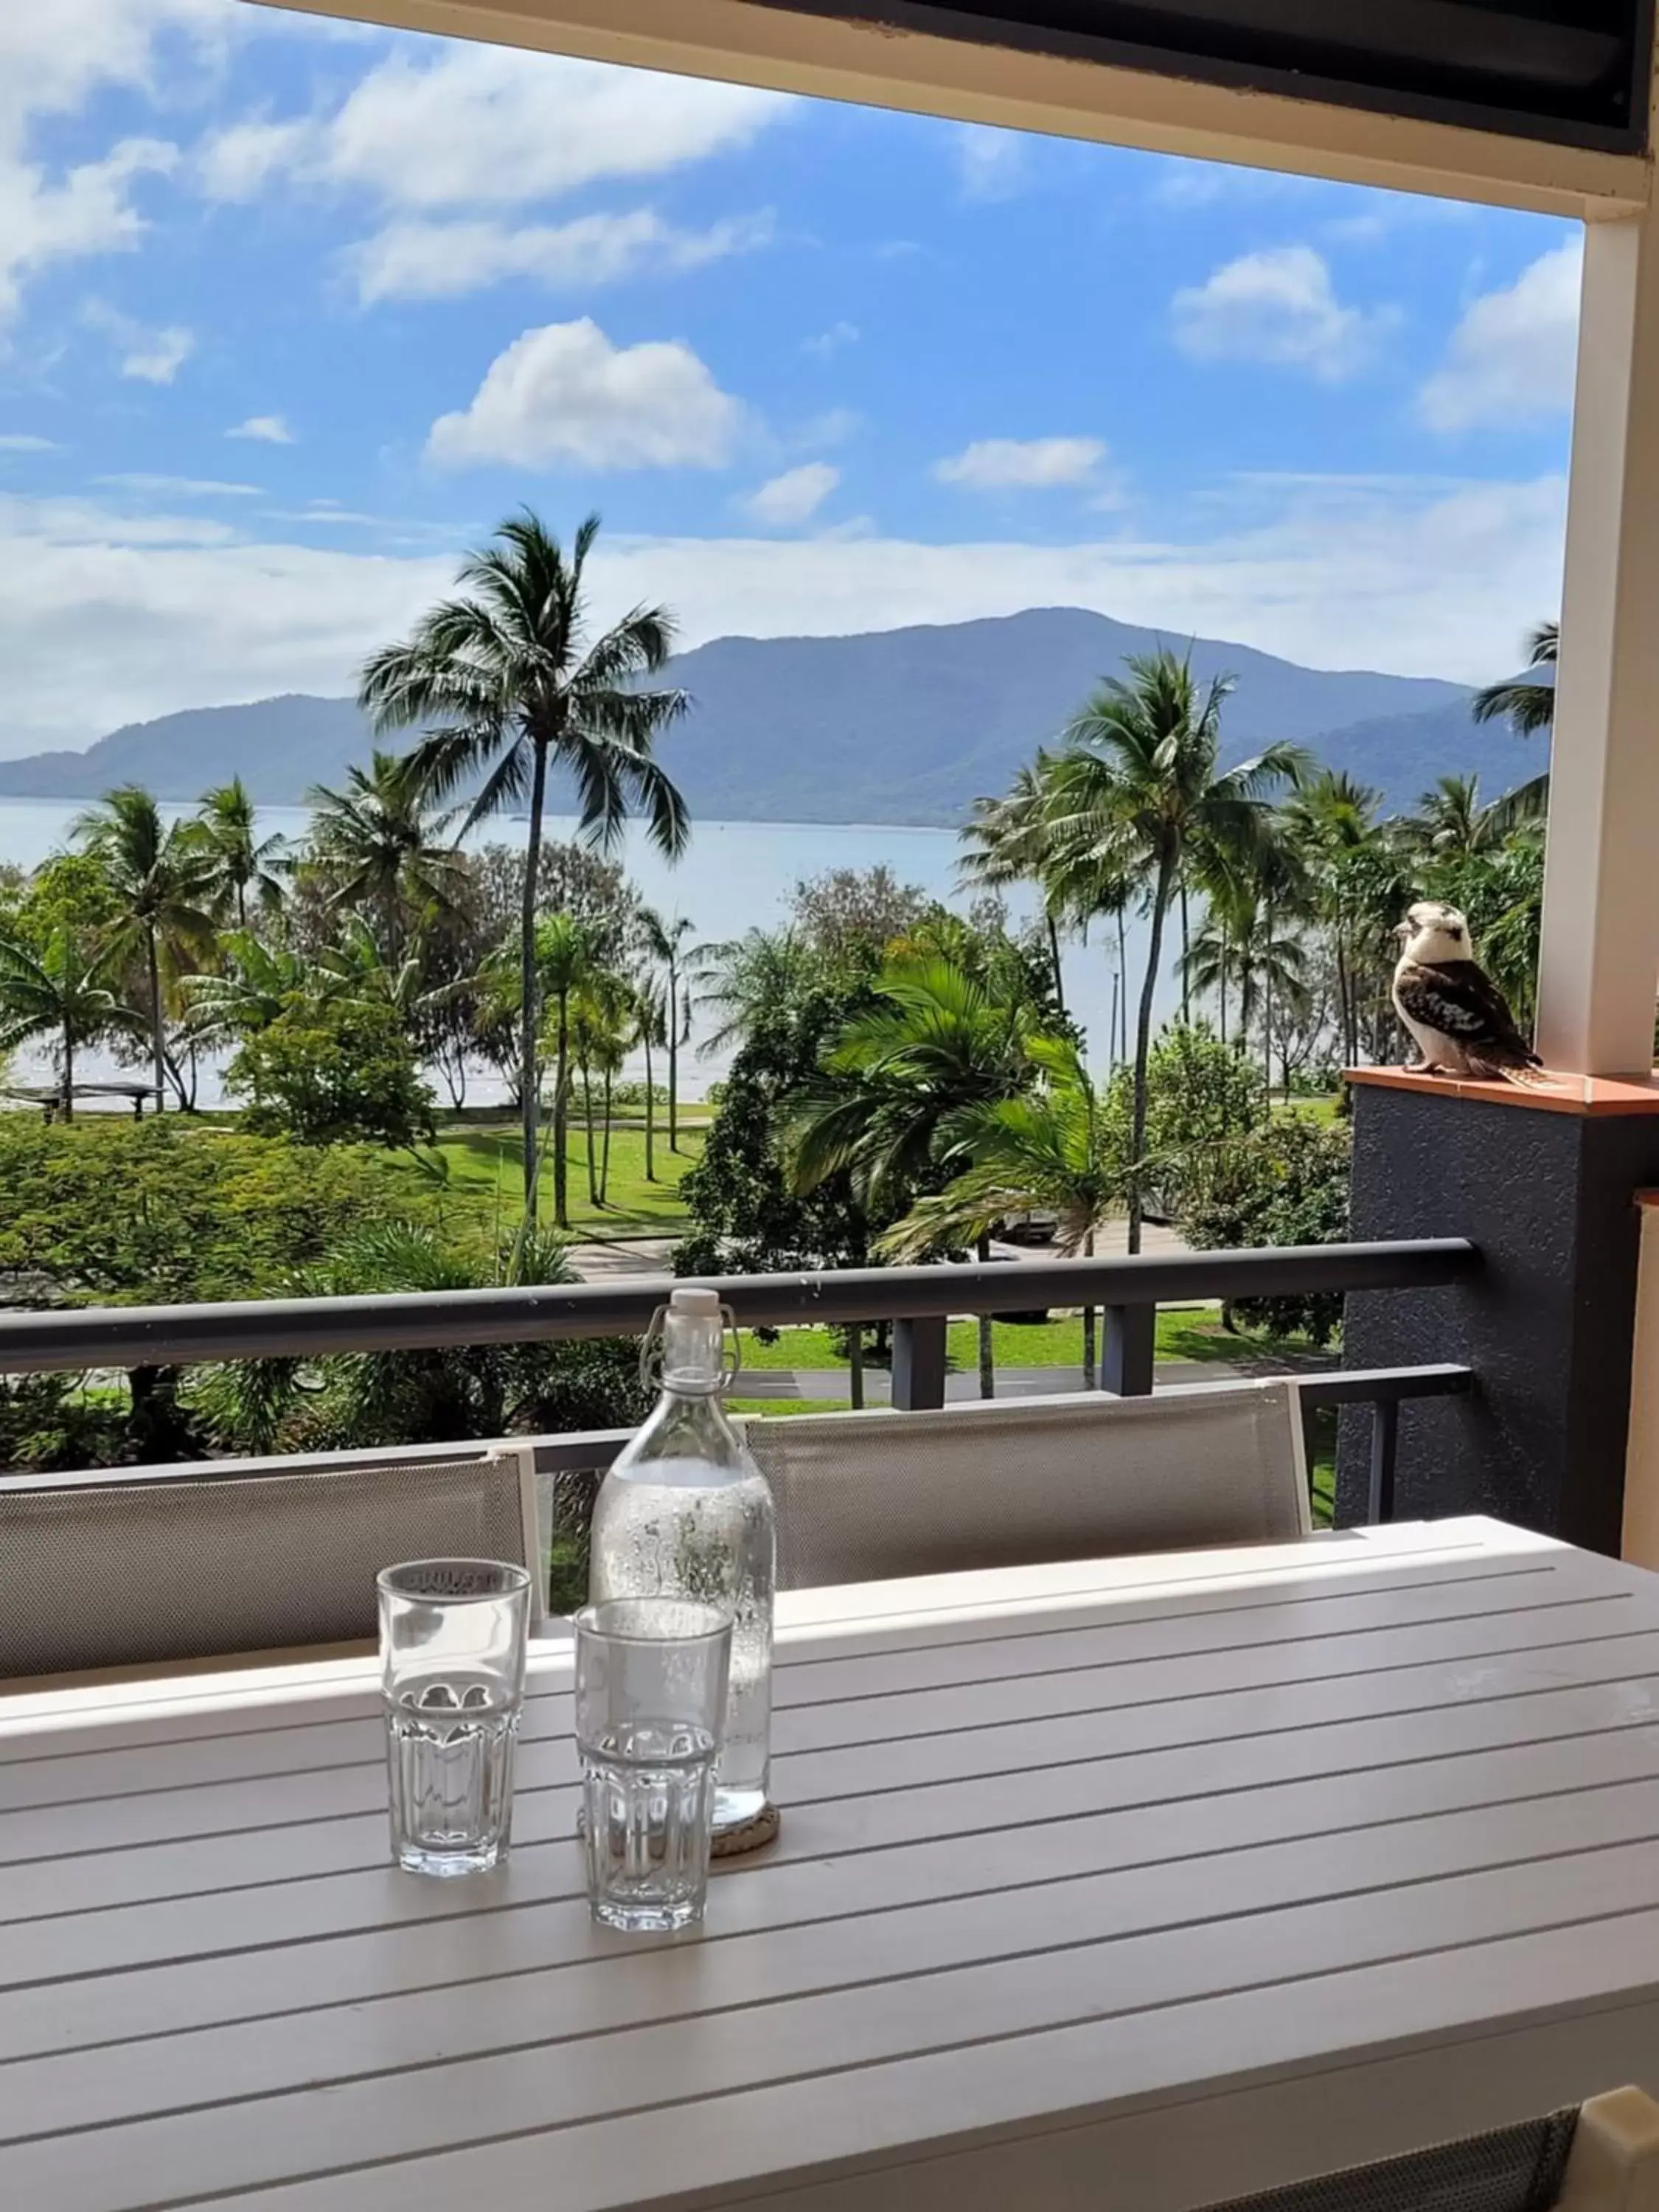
xmin=0 ymin=0 xmax=1578 ymax=754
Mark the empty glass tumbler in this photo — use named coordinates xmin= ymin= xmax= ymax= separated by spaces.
xmin=378 ymin=1559 xmax=532 ymax=1877
xmin=575 ymin=1598 xmax=732 ymax=1933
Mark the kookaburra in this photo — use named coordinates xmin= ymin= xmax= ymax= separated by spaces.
xmin=1391 ymin=901 xmax=1543 ymax=1082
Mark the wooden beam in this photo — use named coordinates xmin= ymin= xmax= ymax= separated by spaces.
xmin=249 ymin=0 xmax=1650 ymax=218
xmin=1537 ymin=207 xmax=1659 ymax=1074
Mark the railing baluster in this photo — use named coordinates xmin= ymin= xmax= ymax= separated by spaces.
xmin=1102 ymin=1304 xmax=1155 ymax=1396
xmin=891 ymin=1315 xmax=947 ymax=1410
xmin=1368 ymin=1397 xmax=1400 ymax=1523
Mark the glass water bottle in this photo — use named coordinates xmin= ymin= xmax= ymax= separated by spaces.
xmin=587 ymin=1287 xmax=776 ymax=1832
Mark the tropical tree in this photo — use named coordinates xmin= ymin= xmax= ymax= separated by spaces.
xmin=1472 ymin=619 xmax=1556 ymax=830
xmin=1405 ymin=773 xmax=1496 ymax=860
xmin=1284 ymin=771 xmax=1403 ymax=1067
xmin=640 ymin=908 xmax=697 ymax=1151
xmin=633 ymin=975 xmax=668 ymax=1183
xmin=959 ymin=758 xmax=1074 ymax=1011
xmin=305 ymin=750 xmax=467 ymax=955
xmin=360 ymin=512 xmax=689 ymax=1214
xmin=189 ymin=779 xmax=287 ymax=928
xmin=692 ymin=928 xmax=818 ymax=1057
xmin=790 ymin=956 xmax=1044 ymax=1396
xmin=72 ymin=787 xmax=215 ymax=1109
xmin=880 ymin=1037 xmax=1123 ymax=1386
xmin=1043 ymin=653 xmax=1303 ymax=1251
xmin=1472 ymin=619 xmax=1557 ymax=736
xmin=0 ymin=928 xmax=143 ymax=1119
xmin=180 ymin=931 xmax=312 ymax=1046
xmin=533 ymin=913 xmax=594 ymax=1231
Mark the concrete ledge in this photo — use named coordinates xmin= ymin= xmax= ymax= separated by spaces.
xmin=1346 ymin=1065 xmax=1659 ymax=1117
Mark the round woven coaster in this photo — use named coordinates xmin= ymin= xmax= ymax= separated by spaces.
xmin=573 ymin=1800 xmax=782 ymax=1857
xmin=711 ymin=1801 xmax=781 ymax=1859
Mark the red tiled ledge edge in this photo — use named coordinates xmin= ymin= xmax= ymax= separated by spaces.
xmin=1344 ymin=1065 xmax=1659 ymax=1118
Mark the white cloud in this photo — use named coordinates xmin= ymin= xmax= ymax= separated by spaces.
xmin=740 ymin=462 xmax=839 ymax=528
xmin=83 ymin=300 xmax=194 ymax=383
xmin=0 ymin=470 xmax=1567 ymax=754
xmin=0 ymin=3 xmax=233 ymax=325
xmin=955 ymin=126 xmax=1028 ymax=203
xmin=428 ymin=319 xmax=742 ymax=473
xmin=934 ymin=437 xmax=1107 ymax=490
xmin=803 ymin=320 xmax=859 ymax=358
xmin=227 ymin=415 xmax=295 ymax=445
xmin=1172 ymin=245 xmax=1391 ymax=381
xmin=0 ymin=136 xmax=179 ymax=324
xmin=1419 ymin=237 xmax=1583 ymax=432
xmin=98 ymin=473 xmax=259 ymax=496
xmin=0 ymin=434 xmax=57 ymax=452
xmin=199 ymin=45 xmax=786 ymax=212
xmin=344 ymin=208 xmax=773 ymax=305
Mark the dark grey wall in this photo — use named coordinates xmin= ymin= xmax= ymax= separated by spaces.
xmin=1338 ymin=1084 xmax=1659 ymax=1551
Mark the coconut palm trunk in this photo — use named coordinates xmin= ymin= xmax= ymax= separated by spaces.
xmin=1081 ymin=1229 xmax=1096 ymax=1388
xmin=1046 ymin=914 xmax=1065 ymax=1014
xmin=1128 ymin=855 xmax=1175 ymax=1257
xmin=519 ymin=745 xmax=549 ymax=1214
xmin=667 ymin=949 xmax=681 ymax=1153
xmin=62 ymin=1023 xmax=74 ymax=1124
xmin=552 ymin=988 xmax=571 ymax=1231
xmin=975 ymin=1231 xmax=995 ymax=1399
xmin=600 ymin=1063 xmax=614 ymax=1204
xmin=642 ymin=1023 xmax=656 ymax=1181
xmin=145 ymin=928 xmax=166 ymax=1111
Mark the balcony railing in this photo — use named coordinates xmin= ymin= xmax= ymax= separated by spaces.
xmin=0 ymin=1239 xmax=1478 ymax=1524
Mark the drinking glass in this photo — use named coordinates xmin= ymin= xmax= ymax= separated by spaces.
xmin=378 ymin=1559 xmax=532 ymax=1877
xmin=574 ymin=1598 xmax=732 ymax=1933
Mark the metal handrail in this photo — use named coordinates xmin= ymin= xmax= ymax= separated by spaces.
xmin=0 ymin=1238 xmax=1479 ymax=1377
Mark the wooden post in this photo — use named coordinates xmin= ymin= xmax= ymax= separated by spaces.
xmin=1537 ymin=209 xmax=1659 ymax=1077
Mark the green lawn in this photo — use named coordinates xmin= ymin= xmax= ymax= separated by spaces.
xmin=429 ymin=1116 xmax=704 ymax=1238
xmin=734 ymin=1305 xmax=1324 ymax=1377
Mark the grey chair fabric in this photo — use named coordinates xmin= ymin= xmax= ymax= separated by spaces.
xmin=1197 ymin=2110 xmax=1581 ymax=2212
xmin=738 ymin=1380 xmax=1310 ymax=1593
xmin=0 ymin=1447 xmax=541 ymax=1680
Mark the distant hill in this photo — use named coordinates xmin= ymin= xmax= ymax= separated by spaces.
xmin=0 ymin=608 xmax=1543 ymax=822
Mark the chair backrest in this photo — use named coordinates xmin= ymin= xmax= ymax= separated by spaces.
xmin=739 ymin=1380 xmax=1310 ymax=1592
xmin=0 ymin=1447 xmax=543 ymax=1682
xmin=1197 ymin=2087 xmax=1659 ymax=2212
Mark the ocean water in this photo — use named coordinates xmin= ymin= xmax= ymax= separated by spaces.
xmin=0 ymin=798 xmax=1169 ymax=1104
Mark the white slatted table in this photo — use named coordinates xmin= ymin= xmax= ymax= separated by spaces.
xmin=3 ymin=1515 xmax=1659 ymax=2211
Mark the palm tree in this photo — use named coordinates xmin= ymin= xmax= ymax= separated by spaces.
xmin=1472 ymin=619 xmax=1555 ymax=830
xmin=305 ymin=750 xmax=467 ymax=954
xmin=72 ymin=787 xmax=215 ymax=1109
xmin=1406 ymin=773 xmax=1496 ymax=860
xmin=959 ymin=759 xmax=1073 ymax=1011
xmin=790 ymin=956 xmax=1043 ymax=1397
xmin=189 ymin=779 xmax=286 ymax=928
xmin=640 ymin=909 xmax=697 ymax=1150
xmin=633 ymin=975 xmax=668 ymax=1183
xmin=179 ymin=931 xmax=310 ymax=1046
xmin=692 ymin=928 xmax=817 ymax=1056
xmin=1283 ymin=770 xmax=1396 ymax=1066
xmin=534 ymin=913 xmax=594 ymax=1231
xmin=360 ymin=512 xmax=689 ymax=1214
xmin=1043 ymin=653 xmax=1304 ymax=1251
xmin=1472 ymin=619 xmax=1557 ymax=735
xmin=880 ymin=1037 xmax=1122 ymax=1386
xmin=0 ymin=928 xmax=143 ymax=1119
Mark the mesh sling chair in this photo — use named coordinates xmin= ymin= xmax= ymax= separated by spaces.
xmin=1195 ymin=2087 xmax=1659 ymax=2212
xmin=738 ymin=1379 xmax=1310 ymax=1592
xmin=0 ymin=1447 xmax=543 ymax=1682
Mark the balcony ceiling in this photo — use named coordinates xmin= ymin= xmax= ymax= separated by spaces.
xmin=751 ymin=0 xmax=1652 ymax=149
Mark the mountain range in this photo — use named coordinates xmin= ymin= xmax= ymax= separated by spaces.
xmin=0 ymin=608 xmax=1546 ymax=824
